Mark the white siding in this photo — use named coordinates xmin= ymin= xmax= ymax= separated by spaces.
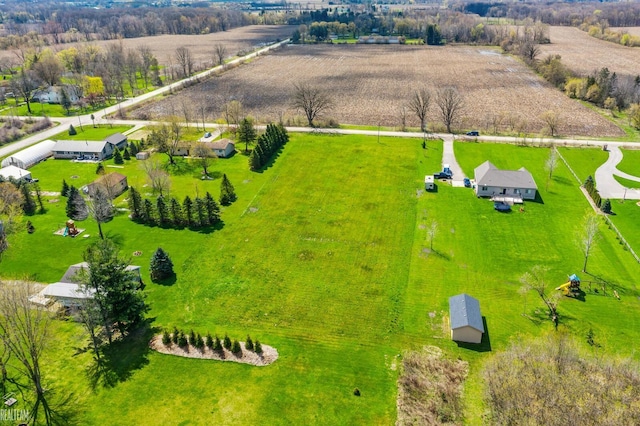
xmin=451 ymin=326 xmax=483 ymax=344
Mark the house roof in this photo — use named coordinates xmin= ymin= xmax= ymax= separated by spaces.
xmin=60 ymin=262 xmax=140 ymax=284
xmin=449 ymin=293 xmax=484 ymax=332
xmin=210 ymin=139 xmax=234 ymax=150
xmin=53 ymin=140 xmax=108 ymax=153
xmin=40 ymin=282 xmax=95 ymax=300
xmin=474 ymin=160 xmax=537 ymax=190
xmin=93 ymin=172 xmax=127 ymax=186
xmin=104 ymin=133 xmax=127 ymax=145
xmin=0 ymin=165 xmax=31 ymax=180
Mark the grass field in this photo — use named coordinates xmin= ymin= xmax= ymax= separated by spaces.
xmin=608 ymin=200 xmax=640 ymax=252
xmin=2 ymin=134 xmax=640 ymax=424
xmin=617 ymin=148 xmax=640 ymax=176
xmin=557 ymin=146 xmax=608 ymax=183
xmin=614 ymin=175 xmax=640 ymax=189
xmin=49 ymin=125 xmax=134 ymax=142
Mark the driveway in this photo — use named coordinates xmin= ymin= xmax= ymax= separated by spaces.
xmin=441 ymin=135 xmax=466 ymax=183
xmin=595 ymin=145 xmax=640 ymax=200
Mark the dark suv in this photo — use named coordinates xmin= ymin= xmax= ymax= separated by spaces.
xmin=466 ymin=131 xmax=479 ymax=136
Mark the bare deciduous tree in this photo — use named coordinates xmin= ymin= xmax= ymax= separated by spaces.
xmin=580 ymin=213 xmax=600 ymax=273
xmin=137 ymin=45 xmax=154 ymax=88
xmin=141 ymin=159 xmax=171 ymax=196
xmin=224 ymin=99 xmax=243 ymax=131
xmin=399 ymin=105 xmax=408 ymax=132
xmin=409 ymin=88 xmax=431 ymax=132
xmin=541 ymin=110 xmax=561 ymax=137
xmin=213 ymin=44 xmax=227 ymax=66
xmin=174 ymin=46 xmax=193 ymax=78
xmin=87 ymin=186 xmax=114 ymax=240
xmin=192 ymin=143 xmax=216 ymax=177
xmin=519 ymin=265 xmax=560 ymax=328
xmin=427 ymin=220 xmax=438 ymax=250
xmin=147 ymin=118 xmax=183 ymax=165
xmin=545 ymin=147 xmax=558 ymax=190
xmin=291 ymin=82 xmax=333 ymax=127
xmin=436 ymin=87 xmax=464 ymax=133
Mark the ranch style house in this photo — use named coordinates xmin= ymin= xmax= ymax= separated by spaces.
xmin=474 ymin=161 xmax=538 ymax=202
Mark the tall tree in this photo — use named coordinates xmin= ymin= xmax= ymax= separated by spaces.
xmin=141 ymin=159 xmax=171 ymax=196
xmin=409 ymin=88 xmax=431 ymax=132
xmin=174 ymin=46 xmax=193 ymax=78
xmin=20 ymin=183 xmax=36 ymax=215
xmin=66 ymin=185 xmax=88 ymax=221
xmin=204 ymin=192 xmax=220 ymax=225
xmin=11 ymin=68 xmax=40 ymax=115
xmin=580 ymin=213 xmax=600 ymax=273
xmin=88 ymin=186 xmax=114 ymax=240
xmin=519 ymin=265 xmax=560 ymax=328
xmin=156 ymin=196 xmax=170 ymax=227
xmin=183 ymin=196 xmax=194 ymax=227
xmin=541 ymin=110 xmax=561 ymax=137
xmin=237 ymin=118 xmax=257 ymax=153
xmin=80 ymin=239 xmax=147 ymax=343
xmin=219 ymin=174 xmax=236 ymax=205
xmin=213 ymin=44 xmax=227 ymax=66
xmin=127 ymin=186 xmax=143 ymax=220
xmin=436 ymin=87 xmax=464 ymax=133
xmin=292 ymin=82 xmax=333 ymax=126
xmin=150 ymin=247 xmax=174 ymax=282
xmin=169 ymin=197 xmax=184 ymax=226
xmin=192 ymin=143 xmax=215 ymax=177
xmin=194 ymin=197 xmax=207 ymax=228
xmin=545 ymin=148 xmax=558 ymax=190
xmin=147 ymin=120 xmax=183 ymax=166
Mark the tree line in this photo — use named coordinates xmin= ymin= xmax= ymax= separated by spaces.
xmin=248 ymin=122 xmax=289 ymax=171
xmin=161 ymin=328 xmax=263 ymax=355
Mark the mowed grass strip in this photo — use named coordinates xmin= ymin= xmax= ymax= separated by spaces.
xmin=617 ymin=148 xmax=640 ymax=177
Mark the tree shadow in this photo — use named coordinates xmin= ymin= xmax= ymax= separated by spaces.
xmin=253 ymin=146 xmax=285 ymax=174
xmin=431 ymin=249 xmax=451 ymax=261
xmin=552 ymin=175 xmax=573 ymax=187
xmin=165 ymin=158 xmax=197 ymax=176
xmin=455 ymin=317 xmax=491 ymax=352
xmin=85 ymin=319 xmax=156 ymax=390
xmin=152 ymin=273 xmax=176 ymax=286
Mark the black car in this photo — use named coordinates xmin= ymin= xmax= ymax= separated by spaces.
xmin=466 ymin=131 xmax=479 ymax=136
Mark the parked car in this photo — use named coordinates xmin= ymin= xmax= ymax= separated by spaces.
xmin=434 ymin=170 xmax=453 ymax=179
xmin=466 ymin=131 xmax=479 ymax=136
xmin=494 ymin=202 xmax=511 ymax=212
xmin=463 ymin=178 xmax=471 ymax=187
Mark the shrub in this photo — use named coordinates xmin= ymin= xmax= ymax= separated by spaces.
xmin=150 ymin=247 xmax=174 ymax=282
xmin=172 ymin=327 xmax=180 ymax=344
xmin=206 ymin=333 xmax=213 ymax=349
xmin=178 ymin=331 xmax=188 ymax=347
xmin=26 ymin=221 xmax=34 ymax=234
xmin=68 ymin=124 xmax=77 ymax=135
xmin=162 ymin=329 xmax=171 ymax=346
xmin=231 ymin=339 xmax=242 ymax=354
xmin=61 ymin=180 xmax=70 ymax=197
xmin=189 ymin=329 xmax=196 ymax=346
xmin=214 ymin=335 xmax=223 ymax=351
xmin=223 ymin=334 xmax=232 ymax=350
xmin=96 ymin=162 xmax=105 ymax=175
xmin=601 ymin=199 xmax=612 ymax=214
xmin=245 ymin=335 xmax=254 ymax=351
xmin=254 ymin=340 xmax=263 ymax=354
xmin=195 ymin=333 xmax=204 ymax=350
xmin=113 ymin=148 xmax=124 ymax=165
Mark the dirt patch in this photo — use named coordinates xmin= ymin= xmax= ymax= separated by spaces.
xmin=149 ymin=335 xmax=278 ymax=366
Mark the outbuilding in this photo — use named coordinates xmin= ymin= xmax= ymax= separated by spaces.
xmin=425 ymin=175 xmax=435 ymax=190
xmin=1 ymin=139 xmax=56 ymax=169
xmin=0 ymin=165 xmax=32 ymax=182
xmin=85 ymin=172 xmax=128 ymax=198
xmin=449 ymin=293 xmax=484 ymax=344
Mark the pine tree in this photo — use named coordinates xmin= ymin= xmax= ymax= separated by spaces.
xmin=219 ymin=174 xmax=236 ymax=205
xmin=245 ymin=335 xmax=254 ymax=351
xmin=129 ymin=142 xmax=139 ymax=156
xmin=601 ymin=199 xmax=612 ymax=214
xmin=172 ymin=327 xmax=180 ymax=344
xmin=66 ymin=186 xmax=88 ymax=220
xmin=196 ymin=334 xmax=204 ymax=349
xmin=128 ymin=187 xmax=143 ymax=220
xmin=223 ymin=334 xmax=232 ymax=350
xmin=20 ymin=183 xmax=36 ymax=215
xmin=169 ymin=197 xmax=184 ymax=227
xmin=194 ymin=197 xmax=207 ymax=228
xmin=123 ymin=148 xmax=131 ymax=160
xmin=61 ymin=180 xmax=70 ymax=197
xmin=254 ymin=340 xmax=263 ymax=354
xmin=249 ymin=149 xmax=261 ymax=171
xmin=162 ymin=329 xmax=171 ymax=346
xmin=204 ymin=192 xmax=220 ymax=225
xmin=156 ymin=196 xmax=170 ymax=226
xmin=178 ymin=331 xmax=188 ymax=347
xmin=183 ymin=196 xmax=194 ymax=227
xmin=33 ymin=182 xmax=45 ymax=214
xmin=142 ymin=198 xmax=155 ymax=224
xmin=189 ymin=329 xmax=196 ymax=346
xmin=96 ymin=162 xmax=105 ymax=175
xmin=69 ymin=124 xmax=77 ymax=135
xmin=231 ymin=339 xmax=242 ymax=354
xmin=214 ymin=335 xmax=223 ymax=351
xmin=150 ymin=247 xmax=174 ymax=281
xmin=113 ymin=148 xmax=124 ymax=165
xmin=237 ymin=117 xmax=257 ymax=152
xmin=206 ymin=332 xmax=213 ymax=349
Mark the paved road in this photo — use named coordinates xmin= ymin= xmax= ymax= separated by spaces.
xmin=595 ymin=145 xmax=640 ymax=200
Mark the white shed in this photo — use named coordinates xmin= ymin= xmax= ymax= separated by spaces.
xmin=1 ymin=140 xmax=56 ymax=169
xmin=0 ymin=165 xmax=31 ymax=181
xmin=425 ymin=175 xmax=434 ymax=190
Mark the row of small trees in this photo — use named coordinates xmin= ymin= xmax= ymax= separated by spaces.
xmin=161 ymin=328 xmax=263 ymax=354
xmin=128 ymin=187 xmax=220 ymax=229
xmin=249 ymin=123 xmax=289 ymax=171
xmin=583 ymin=175 xmax=612 ymax=214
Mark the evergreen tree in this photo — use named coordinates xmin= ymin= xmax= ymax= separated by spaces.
xmin=156 ymin=196 xmax=170 ymax=227
xmin=204 ymin=192 xmax=220 ymax=225
xmin=223 ymin=334 xmax=232 ymax=350
xmin=169 ymin=197 xmax=184 ymax=227
xmin=254 ymin=340 xmax=263 ymax=354
xmin=61 ymin=179 xmax=70 ymax=197
xmin=68 ymin=124 xmax=77 ymax=135
xmin=162 ymin=329 xmax=171 ymax=346
xmin=195 ymin=334 xmax=204 ymax=350
xmin=178 ymin=331 xmax=188 ymax=347
xmin=128 ymin=187 xmax=143 ymax=220
xmin=66 ymin=186 xmax=88 ymax=220
xmin=96 ymin=162 xmax=105 ymax=175
xmin=123 ymin=148 xmax=131 ymax=160
xmin=206 ymin=332 xmax=213 ymax=349
xmin=231 ymin=339 xmax=242 ymax=354
xmin=237 ymin=117 xmax=257 ymax=152
xmin=20 ymin=183 xmax=36 ymax=215
xmin=150 ymin=247 xmax=174 ymax=282
xmin=189 ymin=329 xmax=196 ymax=346
xmin=219 ymin=174 xmax=236 ymax=205
xmin=245 ymin=335 xmax=254 ymax=351
xmin=194 ymin=197 xmax=207 ymax=228
xmin=601 ymin=198 xmax=612 ymax=214
xmin=142 ymin=198 xmax=155 ymax=224
xmin=32 ymin=182 xmax=45 ymax=214
xmin=172 ymin=327 xmax=180 ymax=344
xmin=183 ymin=196 xmax=194 ymax=227
xmin=249 ymin=149 xmax=261 ymax=171
xmin=113 ymin=148 xmax=124 ymax=165
xmin=129 ymin=142 xmax=139 ymax=156
xmin=214 ymin=335 xmax=223 ymax=351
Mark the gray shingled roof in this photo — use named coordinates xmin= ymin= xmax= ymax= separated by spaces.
xmin=104 ymin=133 xmax=127 ymax=145
xmin=60 ymin=262 xmax=141 ymax=284
xmin=210 ymin=139 xmax=234 ymax=150
xmin=449 ymin=294 xmax=484 ymax=332
xmin=53 ymin=140 xmax=108 ymax=153
xmin=474 ymin=160 xmax=537 ymax=190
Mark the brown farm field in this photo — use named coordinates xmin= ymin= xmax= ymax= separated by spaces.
xmin=540 ymin=26 xmax=640 ymax=79
xmin=0 ymin=25 xmax=293 ymax=66
xmin=131 ymin=44 xmax=623 ymax=137
xmin=611 ymin=27 xmax=640 ymax=37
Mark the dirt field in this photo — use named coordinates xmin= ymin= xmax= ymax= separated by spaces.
xmin=611 ymin=27 xmax=640 ymax=37
xmin=130 ymin=44 xmax=624 ymax=137
xmin=0 ymin=25 xmax=293 ymax=66
xmin=540 ymin=26 xmax=640 ymax=79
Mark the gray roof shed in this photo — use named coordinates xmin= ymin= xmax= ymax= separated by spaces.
xmin=449 ymin=294 xmax=484 ymax=332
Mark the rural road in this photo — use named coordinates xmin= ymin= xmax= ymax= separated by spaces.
xmin=595 ymin=145 xmax=640 ymax=200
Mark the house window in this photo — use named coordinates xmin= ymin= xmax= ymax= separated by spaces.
xmin=526 ymin=189 xmax=532 ymax=194
xmin=515 ymin=189 xmax=521 ymax=194
xmin=482 ymin=186 xmax=487 ymax=191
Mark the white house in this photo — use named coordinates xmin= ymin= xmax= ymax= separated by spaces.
xmin=52 ymin=140 xmax=114 ymax=160
xmin=474 ymin=161 xmax=537 ymax=202
xmin=0 ymin=165 xmax=32 ymax=182
xmin=449 ymin=294 xmax=484 ymax=344
xmin=209 ymin=139 xmax=235 ymax=158
xmin=1 ymin=139 xmax=56 ymax=169
xmin=32 ymin=86 xmax=79 ymax=104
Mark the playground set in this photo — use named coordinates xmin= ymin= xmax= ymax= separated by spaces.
xmin=555 ymin=274 xmax=582 ymax=297
xmin=54 ymin=220 xmax=85 ymax=238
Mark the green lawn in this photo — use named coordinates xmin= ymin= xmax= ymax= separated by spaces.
xmin=614 ymin=175 xmax=640 ymax=189
xmin=557 ymin=146 xmax=608 ymax=183
xmin=50 ymin=125 xmax=134 ymax=141
xmin=617 ymin=148 xmax=640 ymax=177
xmin=608 ymin=200 xmax=640 ymax=253
xmin=2 ymin=135 xmax=640 ymax=424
